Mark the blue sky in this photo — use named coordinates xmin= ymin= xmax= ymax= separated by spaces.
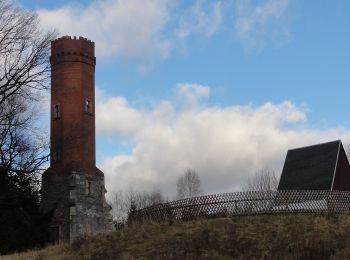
xmin=19 ymin=0 xmax=350 ymax=198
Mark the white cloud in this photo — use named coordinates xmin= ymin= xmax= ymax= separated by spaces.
xmin=97 ymin=84 xmax=350 ymax=200
xmin=176 ymin=1 xmax=223 ymax=39
xmin=37 ymin=0 xmax=172 ymax=61
xmin=96 ymin=96 xmax=147 ymax=136
xmin=36 ymin=0 xmax=292 ymax=64
xmin=37 ymin=0 xmax=226 ymax=66
xmin=176 ymin=83 xmax=210 ymax=108
xmin=234 ymin=0 xmax=291 ymax=50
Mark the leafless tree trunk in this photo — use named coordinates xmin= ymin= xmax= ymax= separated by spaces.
xmin=176 ymin=169 xmax=203 ymax=199
xmin=243 ymin=168 xmax=279 ymax=191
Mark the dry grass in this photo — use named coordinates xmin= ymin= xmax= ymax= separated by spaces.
xmin=3 ymin=214 xmax=350 ymax=259
xmin=0 ymin=244 xmax=73 ymax=260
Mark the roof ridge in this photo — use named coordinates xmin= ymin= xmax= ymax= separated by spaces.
xmin=288 ymin=140 xmax=341 ymax=152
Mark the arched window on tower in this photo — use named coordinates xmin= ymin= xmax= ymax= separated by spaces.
xmin=85 ymin=98 xmax=93 ymax=114
xmin=53 ymin=104 xmax=61 ymax=119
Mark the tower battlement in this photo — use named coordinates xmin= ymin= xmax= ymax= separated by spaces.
xmin=52 ymin=35 xmax=94 ymax=43
xmin=50 ymin=36 xmax=95 ymax=66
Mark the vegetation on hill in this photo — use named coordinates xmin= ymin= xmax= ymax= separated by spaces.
xmin=3 ymin=214 xmax=350 ymax=259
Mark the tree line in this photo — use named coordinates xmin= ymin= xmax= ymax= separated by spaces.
xmin=111 ymin=167 xmax=279 ymax=229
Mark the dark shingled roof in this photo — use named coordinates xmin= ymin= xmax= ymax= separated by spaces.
xmin=278 ymin=140 xmax=346 ymax=190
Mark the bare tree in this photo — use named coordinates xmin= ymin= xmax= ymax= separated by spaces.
xmin=0 ymin=94 xmax=54 ymax=252
xmin=0 ymin=0 xmax=56 ymax=254
xmin=0 ymin=0 xmax=56 ymax=175
xmin=176 ymin=169 xmax=203 ymax=199
xmin=243 ymin=168 xmax=279 ymax=191
xmin=110 ymin=188 xmax=164 ymax=225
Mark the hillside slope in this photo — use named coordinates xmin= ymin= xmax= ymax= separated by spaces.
xmin=3 ymin=214 xmax=350 ymax=259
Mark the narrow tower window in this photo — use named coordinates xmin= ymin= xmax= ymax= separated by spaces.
xmin=85 ymin=99 xmax=93 ymax=114
xmin=53 ymin=104 xmax=61 ymax=119
xmin=86 ymin=180 xmax=92 ymax=195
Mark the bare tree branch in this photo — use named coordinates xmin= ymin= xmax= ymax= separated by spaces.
xmin=0 ymin=0 xmax=56 ymax=190
xmin=0 ymin=0 xmax=56 ymax=106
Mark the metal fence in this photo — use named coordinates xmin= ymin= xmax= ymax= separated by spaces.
xmin=130 ymin=190 xmax=350 ymax=223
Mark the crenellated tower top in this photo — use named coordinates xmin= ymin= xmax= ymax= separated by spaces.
xmin=50 ymin=36 xmax=95 ymax=66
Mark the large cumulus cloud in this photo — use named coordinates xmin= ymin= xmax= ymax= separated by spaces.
xmin=96 ymin=84 xmax=350 ymax=199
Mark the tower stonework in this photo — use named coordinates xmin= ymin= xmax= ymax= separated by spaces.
xmin=42 ymin=36 xmax=113 ymax=243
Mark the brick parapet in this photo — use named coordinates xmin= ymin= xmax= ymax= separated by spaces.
xmin=51 ymin=36 xmax=95 ymax=66
xmin=50 ymin=53 xmax=96 ymax=66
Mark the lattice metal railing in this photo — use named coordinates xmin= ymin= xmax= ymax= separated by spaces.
xmin=129 ymin=190 xmax=350 ymax=223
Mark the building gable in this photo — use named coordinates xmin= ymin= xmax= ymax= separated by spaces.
xmin=278 ymin=140 xmax=350 ymax=191
xmin=332 ymin=143 xmax=350 ymax=191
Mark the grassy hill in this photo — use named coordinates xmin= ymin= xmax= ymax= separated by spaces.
xmin=3 ymin=214 xmax=350 ymax=259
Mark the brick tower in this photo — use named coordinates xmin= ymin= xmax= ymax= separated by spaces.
xmin=42 ymin=36 xmax=112 ymax=243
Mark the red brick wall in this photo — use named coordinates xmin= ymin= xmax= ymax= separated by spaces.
xmin=50 ymin=36 xmax=97 ymax=172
